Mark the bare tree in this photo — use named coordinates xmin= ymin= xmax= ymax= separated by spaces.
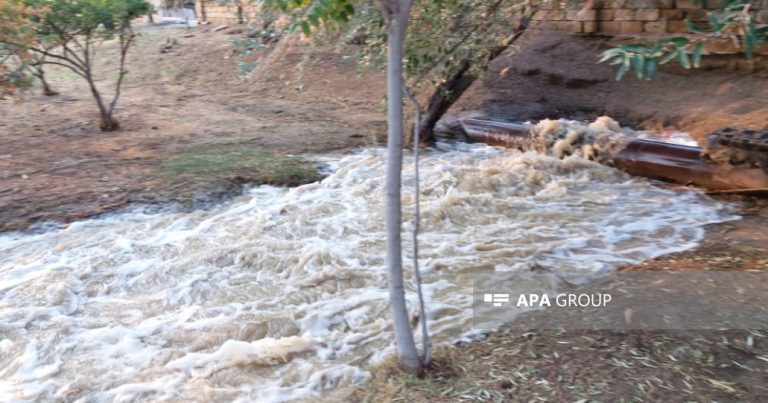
xmin=18 ymin=0 xmax=151 ymax=131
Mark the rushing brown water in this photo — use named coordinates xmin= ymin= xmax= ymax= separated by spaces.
xmin=0 ymin=142 xmax=735 ymax=402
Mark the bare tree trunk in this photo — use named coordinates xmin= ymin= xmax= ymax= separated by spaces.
xmin=35 ymin=68 xmax=58 ymax=96
xmin=404 ymin=84 xmax=431 ymax=365
xmin=28 ymin=58 xmax=58 ymax=96
xmin=380 ymin=0 xmax=422 ymax=375
xmin=416 ymin=58 xmax=473 ymax=144
xmin=83 ymin=30 xmax=132 ymax=132
xmin=39 ymin=76 xmax=57 ymax=96
xmin=85 ymin=76 xmax=117 ymax=131
xmin=104 ymin=30 xmax=133 ymax=131
xmin=415 ymin=8 xmax=537 ymax=144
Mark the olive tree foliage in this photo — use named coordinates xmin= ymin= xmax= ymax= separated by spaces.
xmin=0 ymin=0 xmax=151 ymax=130
xmin=271 ymin=0 xmax=539 ymax=143
xmin=601 ymin=0 xmax=768 ymax=80
xmin=341 ymin=0 xmax=538 ymax=144
xmin=0 ymin=1 xmax=56 ymax=96
xmin=0 ymin=0 xmax=37 ymax=95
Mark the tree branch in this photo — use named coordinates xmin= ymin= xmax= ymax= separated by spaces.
xmin=29 ymin=46 xmax=87 ymax=74
xmin=403 ymin=81 xmax=430 ymax=365
xmin=409 ymin=0 xmax=506 ymax=88
xmin=108 ymin=28 xmax=133 ymax=117
xmin=27 ymin=48 xmax=88 ymax=79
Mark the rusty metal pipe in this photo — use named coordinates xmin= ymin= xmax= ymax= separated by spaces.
xmin=460 ymin=118 xmax=768 ymax=192
xmin=615 ymin=140 xmax=768 ymax=190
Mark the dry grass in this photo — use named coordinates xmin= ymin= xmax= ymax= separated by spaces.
xmin=353 ymin=328 xmax=768 ymax=402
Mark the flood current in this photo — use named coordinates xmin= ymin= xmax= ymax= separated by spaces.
xmin=0 ymin=142 xmax=735 ymax=402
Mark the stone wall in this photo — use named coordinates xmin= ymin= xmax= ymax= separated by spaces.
xmin=530 ymin=0 xmax=768 ymax=41
xmin=194 ymin=0 xmax=767 ymax=56
xmin=196 ymin=0 xmax=768 ymax=40
xmin=195 ymin=0 xmax=262 ymax=25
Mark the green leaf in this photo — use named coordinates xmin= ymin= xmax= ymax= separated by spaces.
xmin=631 ymin=54 xmax=645 ymax=79
xmin=685 ymin=19 xmax=705 ymax=34
xmin=659 ymin=49 xmax=678 ymax=64
xmin=645 ymin=58 xmax=657 ymax=79
xmin=744 ymin=36 xmax=754 ymax=60
xmin=621 ymin=44 xmax=649 ymax=52
xmin=300 ymin=21 xmax=311 ymax=36
xmin=598 ymin=48 xmax=624 ymax=63
xmin=745 ymin=19 xmax=758 ymax=59
xmin=616 ymin=63 xmax=628 ymax=81
xmin=670 ymin=37 xmax=690 ymax=47
xmin=678 ymin=50 xmax=691 ymax=69
xmin=708 ymin=14 xmax=722 ymax=32
xmin=692 ymin=41 xmax=704 ymax=68
xmin=308 ymin=15 xmax=319 ymax=26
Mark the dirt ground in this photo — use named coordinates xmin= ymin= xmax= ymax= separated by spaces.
xmin=452 ymin=30 xmax=768 ymax=144
xmin=0 ymin=25 xmax=386 ymax=232
xmin=355 ymin=327 xmax=768 ymax=402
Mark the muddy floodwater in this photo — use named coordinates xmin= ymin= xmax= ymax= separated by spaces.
xmin=0 ymin=144 xmax=736 ymax=402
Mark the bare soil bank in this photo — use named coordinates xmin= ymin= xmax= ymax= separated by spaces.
xmin=452 ymin=30 xmax=768 ymax=144
xmin=0 ymin=26 xmax=386 ymax=232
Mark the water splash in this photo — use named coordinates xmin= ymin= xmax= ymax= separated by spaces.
xmin=0 ymin=143 xmax=734 ymax=402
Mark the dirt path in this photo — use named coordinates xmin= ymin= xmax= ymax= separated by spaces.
xmin=0 ymin=25 xmax=386 ymax=232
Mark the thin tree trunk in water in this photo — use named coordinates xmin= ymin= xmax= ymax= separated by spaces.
xmin=415 ymin=9 xmax=537 ymax=144
xmin=404 ymin=84 xmax=430 ymax=365
xmin=381 ymin=0 xmax=422 ymax=375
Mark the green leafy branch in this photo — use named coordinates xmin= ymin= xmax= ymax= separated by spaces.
xmin=599 ymin=38 xmax=704 ymax=80
xmin=263 ymin=0 xmax=356 ymax=36
xmin=600 ymin=0 xmax=768 ymax=80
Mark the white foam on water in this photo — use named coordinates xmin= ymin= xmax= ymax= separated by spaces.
xmin=0 ymin=143 xmax=736 ymax=402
